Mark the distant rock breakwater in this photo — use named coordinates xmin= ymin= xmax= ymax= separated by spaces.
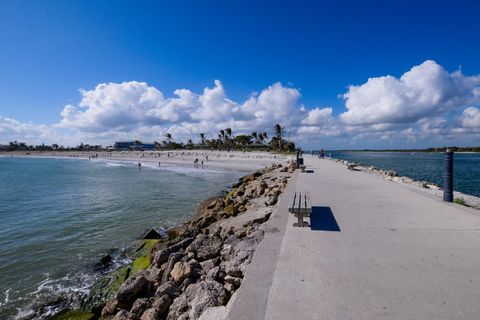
xmin=335 ymin=159 xmax=480 ymax=209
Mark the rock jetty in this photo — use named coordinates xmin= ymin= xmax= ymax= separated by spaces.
xmin=56 ymin=161 xmax=296 ymax=320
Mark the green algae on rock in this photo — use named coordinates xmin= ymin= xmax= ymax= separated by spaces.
xmin=130 ymin=239 xmax=159 ymax=275
xmin=130 ymin=255 xmax=150 ymax=275
xmin=50 ymin=310 xmax=96 ymax=320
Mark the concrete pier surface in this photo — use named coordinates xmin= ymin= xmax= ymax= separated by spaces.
xmin=227 ymin=156 xmax=480 ymax=320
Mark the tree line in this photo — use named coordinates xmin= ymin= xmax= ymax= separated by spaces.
xmin=2 ymin=124 xmax=296 ymax=152
xmin=155 ymin=124 xmax=295 ymax=151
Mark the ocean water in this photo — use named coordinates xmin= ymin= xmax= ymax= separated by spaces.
xmin=328 ymin=151 xmax=480 ymax=197
xmin=0 ymin=157 xmax=242 ymax=319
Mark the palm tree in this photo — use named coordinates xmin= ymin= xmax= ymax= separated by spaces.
xmin=187 ymin=139 xmax=193 ymax=146
xmin=225 ymin=128 xmax=232 ymax=139
xmin=199 ymin=133 xmax=205 ymax=145
xmin=225 ymin=128 xmax=233 ymax=149
xmin=164 ymin=133 xmax=172 ymax=144
xmin=274 ymin=124 xmax=284 ymax=150
xmin=251 ymin=132 xmax=258 ymax=144
xmin=218 ymin=129 xmax=226 ymax=148
xmin=259 ymin=132 xmax=266 ymax=144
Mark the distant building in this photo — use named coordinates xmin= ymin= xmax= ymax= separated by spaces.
xmin=114 ymin=142 xmax=133 ymax=150
xmin=114 ymin=141 xmax=156 ymax=151
xmin=0 ymin=144 xmax=9 ymax=151
xmin=140 ymin=143 xmax=156 ymax=150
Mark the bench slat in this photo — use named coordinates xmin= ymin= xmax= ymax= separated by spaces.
xmin=288 ymin=191 xmax=312 ymax=214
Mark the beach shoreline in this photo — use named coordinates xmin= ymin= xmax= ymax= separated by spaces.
xmin=0 ymin=150 xmax=292 ymax=173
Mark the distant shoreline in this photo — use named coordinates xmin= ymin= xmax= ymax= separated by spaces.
xmin=325 ymin=149 xmax=480 ymax=153
xmin=0 ymin=150 xmax=292 ymax=172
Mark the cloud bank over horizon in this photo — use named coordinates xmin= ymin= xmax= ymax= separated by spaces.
xmin=1 ymin=60 xmax=480 ymax=148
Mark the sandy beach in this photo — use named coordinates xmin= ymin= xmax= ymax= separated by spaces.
xmin=1 ymin=150 xmax=293 ymax=172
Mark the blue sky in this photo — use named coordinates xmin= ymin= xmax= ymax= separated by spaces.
xmin=1 ymin=0 xmax=480 ymax=148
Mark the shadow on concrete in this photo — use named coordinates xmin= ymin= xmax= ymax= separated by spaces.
xmin=310 ymin=206 xmax=341 ymax=231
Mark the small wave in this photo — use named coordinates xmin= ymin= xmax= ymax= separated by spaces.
xmin=143 ymin=162 xmax=226 ymax=175
xmin=13 ymin=308 xmax=36 ymax=320
xmin=0 ymin=288 xmax=11 ymax=307
xmin=105 ymin=162 xmax=128 ymax=167
xmin=10 ymin=270 xmax=96 ymax=320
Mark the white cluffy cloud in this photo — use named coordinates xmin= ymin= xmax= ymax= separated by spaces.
xmin=340 ymin=60 xmax=480 ymax=126
xmin=0 ymin=116 xmax=54 ymax=143
xmin=57 ymin=80 xmax=330 ymax=142
xmin=2 ymin=60 xmax=480 ymax=148
xmin=461 ymin=107 xmax=480 ymax=128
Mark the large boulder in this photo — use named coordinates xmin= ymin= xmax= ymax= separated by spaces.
xmin=140 ymin=308 xmax=158 ymax=320
xmin=102 ymin=276 xmax=152 ymax=316
xmin=170 ymin=261 xmax=193 ymax=284
xmin=220 ymin=237 xmax=258 ymax=278
xmin=113 ymin=310 xmax=139 ymax=320
xmin=155 ymin=281 xmax=182 ymax=299
xmin=199 ymin=258 xmax=218 ymax=274
xmin=161 ymin=252 xmax=184 ymax=284
xmin=140 ymin=295 xmax=173 ymax=319
xmin=152 ymin=237 xmax=194 ymax=267
xmin=206 ymin=266 xmax=220 ymax=281
xmin=167 ymin=280 xmax=228 ymax=320
xmin=187 ymin=235 xmax=223 ymax=261
xmin=130 ymin=298 xmax=151 ymax=317
xmin=144 ymin=266 xmax=163 ymax=284
xmin=153 ymin=294 xmax=173 ymax=315
xmin=142 ymin=228 xmax=162 ymax=240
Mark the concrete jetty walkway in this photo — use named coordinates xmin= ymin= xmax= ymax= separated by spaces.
xmin=227 ymin=156 xmax=480 ymax=320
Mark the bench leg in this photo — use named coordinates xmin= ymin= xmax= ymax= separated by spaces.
xmin=293 ymin=213 xmax=309 ymax=227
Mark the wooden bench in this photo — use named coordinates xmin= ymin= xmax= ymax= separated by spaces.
xmin=288 ymin=191 xmax=312 ymax=227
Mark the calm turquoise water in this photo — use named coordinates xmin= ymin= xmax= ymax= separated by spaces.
xmin=328 ymin=151 xmax=480 ymax=197
xmin=0 ymin=157 xmax=241 ymax=319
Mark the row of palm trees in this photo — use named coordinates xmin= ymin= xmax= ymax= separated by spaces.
xmin=155 ymin=123 xmax=294 ymax=151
